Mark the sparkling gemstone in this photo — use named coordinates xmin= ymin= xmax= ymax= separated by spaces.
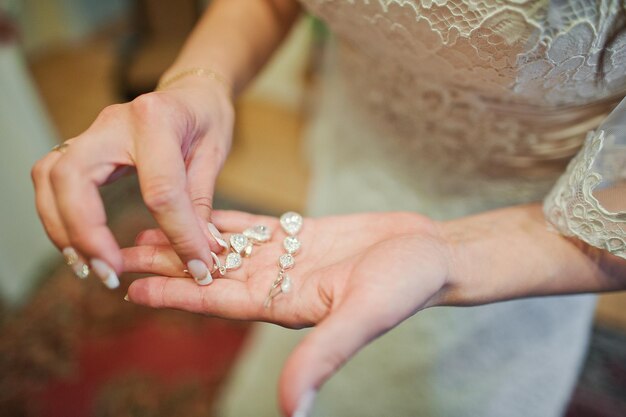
xmin=283 ymin=236 xmax=301 ymax=254
xmin=279 ymin=253 xmax=295 ymax=270
xmin=243 ymin=225 xmax=271 ymax=243
xmin=225 ymin=252 xmax=242 ymax=270
xmin=280 ymin=275 xmax=292 ymax=293
xmin=230 ymin=234 xmax=249 ymax=254
xmin=280 ymin=212 xmax=303 ymax=236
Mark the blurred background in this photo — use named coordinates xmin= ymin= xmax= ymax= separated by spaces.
xmin=0 ymin=1 xmax=624 ymax=416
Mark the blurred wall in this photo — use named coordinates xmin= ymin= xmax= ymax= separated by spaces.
xmin=5 ymin=0 xmax=130 ymax=54
xmin=0 ymin=0 xmax=131 ymax=306
xmin=0 ymin=43 xmax=58 ymax=305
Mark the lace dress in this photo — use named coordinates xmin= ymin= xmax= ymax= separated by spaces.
xmin=217 ymin=1 xmax=626 ymax=416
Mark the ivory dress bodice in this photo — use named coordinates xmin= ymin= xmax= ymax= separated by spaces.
xmin=301 ymin=0 xmax=626 ymax=213
xmin=217 ymin=3 xmax=620 ymax=416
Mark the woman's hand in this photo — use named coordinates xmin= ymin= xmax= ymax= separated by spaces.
xmin=122 ymin=210 xmax=452 ymax=415
xmin=31 ymin=76 xmax=234 ymax=286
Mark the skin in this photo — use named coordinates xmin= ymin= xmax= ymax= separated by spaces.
xmin=122 ymin=206 xmax=626 ymax=415
xmin=31 ymin=0 xmax=301 ymax=274
xmin=31 ymin=0 xmax=626 ymax=415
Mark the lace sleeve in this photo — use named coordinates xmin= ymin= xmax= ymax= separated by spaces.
xmin=543 ymin=97 xmax=626 ymax=259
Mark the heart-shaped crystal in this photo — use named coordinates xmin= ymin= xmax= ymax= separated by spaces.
xmin=230 ymin=234 xmax=249 ymax=254
xmin=279 ymin=253 xmax=295 ymax=270
xmin=280 ymin=212 xmax=303 ymax=236
xmin=280 ymin=275 xmax=292 ymax=293
xmin=283 ymin=236 xmax=301 ymax=254
xmin=243 ymin=225 xmax=271 ymax=243
xmin=225 ymin=252 xmax=242 ymax=270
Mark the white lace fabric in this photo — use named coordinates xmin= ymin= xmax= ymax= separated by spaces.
xmin=544 ymin=97 xmax=626 ymax=259
xmin=217 ymin=2 xmax=614 ymax=416
xmin=300 ymin=0 xmax=626 ymax=251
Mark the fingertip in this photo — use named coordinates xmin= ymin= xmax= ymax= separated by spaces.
xmin=279 ymin=347 xmax=320 ymax=417
xmin=134 ymin=229 xmax=151 ymax=246
xmin=127 ymin=276 xmax=166 ymax=307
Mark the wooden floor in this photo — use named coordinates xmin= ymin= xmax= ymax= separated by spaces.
xmin=27 ymin=31 xmax=626 ymax=331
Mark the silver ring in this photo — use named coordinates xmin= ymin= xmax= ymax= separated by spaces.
xmin=51 ymin=143 xmax=70 ymax=154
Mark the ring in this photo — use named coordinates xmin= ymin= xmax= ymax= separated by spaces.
xmin=51 ymin=143 xmax=70 ymax=154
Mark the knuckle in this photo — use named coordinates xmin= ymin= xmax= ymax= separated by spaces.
xmin=130 ymin=93 xmax=170 ymax=122
xmin=191 ymin=195 xmax=213 ymax=215
xmin=134 ymin=229 xmax=152 ymax=245
xmin=167 ymin=233 xmax=199 ymax=255
xmin=159 ymin=278 xmax=172 ymax=308
xmin=143 ymin=246 xmax=159 ymax=271
xmin=96 ymin=103 xmax=123 ymax=123
xmin=31 ymin=159 xmax=48 ymax=184
xmin=143 ymin=179 xmax=182 ymax=211
xmin=49 ymin=159 xmax=74 ymax=184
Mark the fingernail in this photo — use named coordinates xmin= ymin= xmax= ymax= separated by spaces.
xmin=123 ymin=294 xmax=130 ymax=302
xmin=207 ymin=223 xmax=229 ymax=250
xmin=187 ymin=259 xmax=213 ymax=285
xmin=62 ymin=247 xmax=89 ymax=279
xmin=292 ymin=389 xmax=317 ymax=417
xmin=90 ymin=259 xmax=120 ymax=289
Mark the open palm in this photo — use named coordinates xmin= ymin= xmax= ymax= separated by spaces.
xmin=122 ymin=210 xmax=451 ymax=415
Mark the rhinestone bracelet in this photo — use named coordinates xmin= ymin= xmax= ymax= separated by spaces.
xmin=264 ymin=212 xmax=303 ymax=308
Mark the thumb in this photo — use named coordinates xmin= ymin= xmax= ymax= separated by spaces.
xmin=278 ymin=297 xmax=394 ymax=416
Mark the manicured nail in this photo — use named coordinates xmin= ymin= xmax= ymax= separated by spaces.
xmin=187 ymin=259 xmax=213 ymax=285
xmin=62 ymin=247 xmax=89 ymax=279
xmin=292 ymin=389 xmax=317 ymax=417
xmin=123 ymin=294 xmax=130 ymax=302
xmin=207 ymin=223 xmax=229 ymax=250
xmin=90 ymin=259 xmax=120 ymax=289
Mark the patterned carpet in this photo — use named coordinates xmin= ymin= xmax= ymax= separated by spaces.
xmin=1 ymin=180 xmax=625 ymax=417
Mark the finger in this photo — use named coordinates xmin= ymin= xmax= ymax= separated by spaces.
xmin=185 ymin=138 xmax=222 ymax=221
xmin=132 ymin=100 xmax=217 ymax=281
xmin=134 ymin=210 xmax=280 ymax=247
xmin=32 ymin=150 xmax=71 ymax=249
xmin=278 ymin=296 xmax=393 ymax=417
xmin=50 ymin=137 xmax=127 ymax=287
xmin=211 ymin=210 xmax=280 ymax=234
xmin=32 ymin=150 xmax=90 ymax=278
xmin=121 ymin=245 xmax=185 ymax=276
xmin=121 ymin=244 xmax=250 ymax=283
xmin=134 ymin=228 xmax=169 ymax=246
xmin=127 ymin=276 xmax=260 ymax=319
xmin=187 ymin=147 xmax=228 ymax=252
xmin=134 ymin=223 xmax=228 ymax=252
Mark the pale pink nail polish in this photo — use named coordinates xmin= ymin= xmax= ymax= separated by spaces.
xmin=90 ymin=259 xmax=120 ymax=289
xmin=187 ymin=259 xmax=213 ymax=285
xmin=292 ymin=389 xmax=317 ymax=417
xmin=207 ymin=223 xmax=229 ymax=250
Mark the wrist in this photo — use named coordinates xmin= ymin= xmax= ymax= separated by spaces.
xmin=436 ymin=217 xmax=478 ymax=307
xmin=159 ymin=65 xmax=235 ymax=98
xmin=435 ymin=204 xmax=581 ymax=308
